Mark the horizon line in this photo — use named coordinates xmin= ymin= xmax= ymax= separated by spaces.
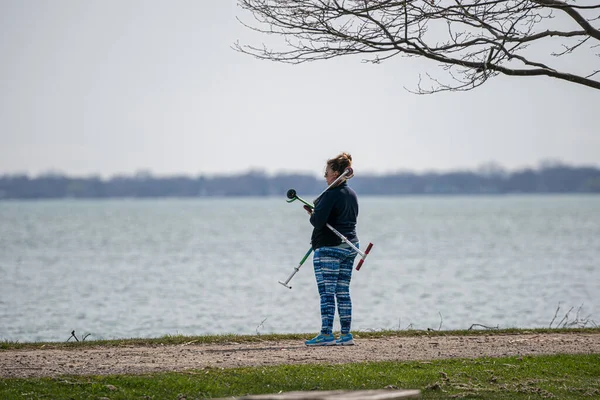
xmin=1 ymin=160 xmax=600 ymax=180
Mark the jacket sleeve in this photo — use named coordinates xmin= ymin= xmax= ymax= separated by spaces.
xmin=309 ymin=192 xmax=336 ymax=229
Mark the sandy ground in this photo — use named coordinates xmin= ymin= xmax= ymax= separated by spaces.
xmin=1 ymin=332 xmax=599 ymax=378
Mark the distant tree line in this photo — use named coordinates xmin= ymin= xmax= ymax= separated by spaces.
xmin=1 ymin=164 xmax=599 ymax=200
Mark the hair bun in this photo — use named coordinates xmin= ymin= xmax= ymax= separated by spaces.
xmin=327 ymin=152 xmax=353 ymax=174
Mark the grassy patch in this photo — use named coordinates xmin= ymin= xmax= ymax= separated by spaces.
xmin=2 ymin=328 xmax=599 ymax=351
xmin=1 ymin=354 xmax=599 ymax=399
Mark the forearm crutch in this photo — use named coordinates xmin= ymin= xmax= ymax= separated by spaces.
xmin=278 ymin=247 xmax=313 ymax=289
xmin=286 ymin=189 xmax=374 ymax=271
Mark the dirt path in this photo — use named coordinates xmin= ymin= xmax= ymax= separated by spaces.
xmin=2 ymin=332 xmax=599 ymax=378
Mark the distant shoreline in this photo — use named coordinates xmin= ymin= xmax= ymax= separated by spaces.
xmin=1 ymin=192 xmax=599 ymax=201
xmin=1 ymin=164 xmax=599 ymax=199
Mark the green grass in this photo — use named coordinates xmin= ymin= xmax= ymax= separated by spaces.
xmin=2 ymin=327 xmax=599 ymax=351
xmin=2 ymin=329 xmax=599 ymax=399
xmin=1 ymin=354 xmax=599 ymax=399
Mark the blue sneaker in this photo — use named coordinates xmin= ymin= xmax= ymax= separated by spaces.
xmin=305 ymin=333 xmax=335 ymax=346
xmin=336 ymin=333 xmax=354 ymax=346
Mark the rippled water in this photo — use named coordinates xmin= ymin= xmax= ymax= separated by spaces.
xmin=1 ymin=195 xmax=599 ymax=342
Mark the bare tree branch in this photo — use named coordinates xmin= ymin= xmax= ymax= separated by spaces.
xmin=235 ymin=0 xmax=600 ymax=92
xmin=533 ymin=0 xmax=600 ymax=40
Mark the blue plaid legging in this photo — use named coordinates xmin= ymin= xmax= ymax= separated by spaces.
xmin=313 ymin=243 xmax=359 ymax=335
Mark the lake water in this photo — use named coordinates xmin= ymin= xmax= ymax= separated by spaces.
xmin=1 ymin=195 xmax=599 ymax=343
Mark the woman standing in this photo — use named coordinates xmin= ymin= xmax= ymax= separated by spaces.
xmin=305 ymin=152 xmax=359 ymax=346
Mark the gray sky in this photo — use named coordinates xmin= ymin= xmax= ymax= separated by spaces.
xmin=1 ymin=1 xmax=599 ymax=178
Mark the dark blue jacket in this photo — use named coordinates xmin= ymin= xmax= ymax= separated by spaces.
xmin=310 ymin=182 xmax=358 ymax=249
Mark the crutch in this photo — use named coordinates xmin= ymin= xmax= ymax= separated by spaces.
xmin=286 ymin=190 xmax=374 ymax=271
xmin=278 ymin=247 xmax=313 ymax=289
xmin=285 ymin=167 xmax=353 ymax=207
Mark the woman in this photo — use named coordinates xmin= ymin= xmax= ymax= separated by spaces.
xmin=305 ymin=152 xmax=359 ymax=346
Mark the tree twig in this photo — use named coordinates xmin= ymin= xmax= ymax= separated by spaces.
xmin=66 ymin=330 xmax=79 ymax=342
xmin=468 ymin=323 xmax=499 ymax=330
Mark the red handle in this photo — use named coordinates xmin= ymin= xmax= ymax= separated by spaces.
xmin=355 ymin=242 xmax=374 ymax=271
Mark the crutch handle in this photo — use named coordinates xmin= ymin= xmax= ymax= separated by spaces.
xmin=278 ymin=281 xmax=292 ymax=289
xmin=355 ymin=242 xmax=374 ymax=271
xmin=278 ymin=247 xmax=313 ymax=289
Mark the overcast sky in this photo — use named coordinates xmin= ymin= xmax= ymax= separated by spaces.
xmin=1 ymin=1 xmax=598 ymax=178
